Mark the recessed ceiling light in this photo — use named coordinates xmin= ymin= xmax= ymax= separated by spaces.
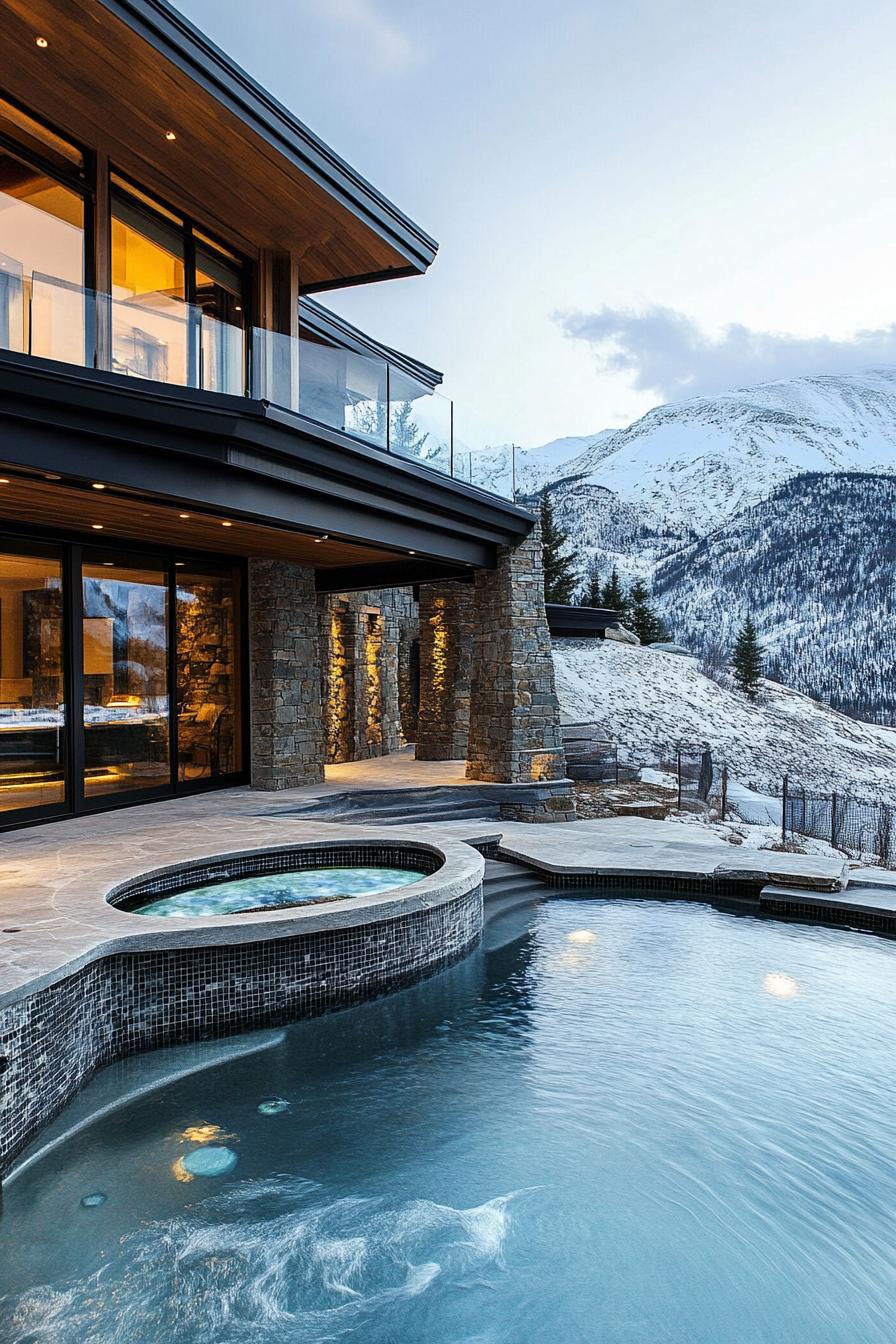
xmin=91 ymin=482 xmax=106 ymax=490
xmin=314 ymin=534 xmax=329 ymax=543
xmin=178 ymin=512 xmax=190 ymax=519
xmin=91 ymin=523 xmax=103 ymax=530
xmin=165 ymin=130 xmax=177 ymax=141
xmin=0 ymin=478 xmax=9 ymax=485
xmin=103 ymin=561 xmax=114 ymax=567
xmin=221 ymin=520 xmax=232 ymax=527
xmin=408 ymin=549 xmax=416 ymax=555
xmin=44 ymin=473 xmax=61 ymax=481
xmin=35 ymin=36 xmax=49 ymax=48
xmin=175 ymin=561 xmax=185 ymax=567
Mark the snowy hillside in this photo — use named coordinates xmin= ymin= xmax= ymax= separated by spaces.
xmin=529 ymin=366 xmax=896 ymax=533
xmin=655 ymin=472 xmax=896 ymax=723
xmin=552 ymin=639 xmax=896 ymax=801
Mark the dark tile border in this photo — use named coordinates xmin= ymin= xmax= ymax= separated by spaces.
xmin=110 ymin=842 xmax=442 ymax=913
xmin=0 ymin=877 xmax=481 ymax=1178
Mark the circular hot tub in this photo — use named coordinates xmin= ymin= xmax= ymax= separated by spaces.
xmin=109 ymin=842 xmax=442 ymax=919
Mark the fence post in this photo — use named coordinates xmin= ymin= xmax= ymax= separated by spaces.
xmin=781 ymin=774 xmax=789 ymax=844
xmin=831 ymin=791 xmax=838 ymax=851
xmin=677 ymin=748 xmax=682 ymax=811
xmin=721 ymin=766 xmax=728 ymax=822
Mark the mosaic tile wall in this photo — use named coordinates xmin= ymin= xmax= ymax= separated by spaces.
xmin=0 ymin=879 xmax=482 ymax=1177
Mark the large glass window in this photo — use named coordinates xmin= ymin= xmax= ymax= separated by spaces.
xmin=0 ymin=147 xmax=85 ymax=363
xmin=82 ymin=558 xmax=170 ymax=799
xmin=176 ymin=566 xmax=242 ymax=782
xmin=111 ymin=191 xmax=189 ymax=385
xmin=0 ymin=546 xmax=66 ymax=813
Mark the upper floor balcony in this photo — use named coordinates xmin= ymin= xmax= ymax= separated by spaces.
xmin=0 ymin=264 xmax=517 ymax=501
xmin=0 ymin=1 xmax=519 ymax=506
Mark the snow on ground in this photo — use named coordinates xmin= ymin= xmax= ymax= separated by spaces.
xmin=553 ymin=639 xmax=896 ymax=802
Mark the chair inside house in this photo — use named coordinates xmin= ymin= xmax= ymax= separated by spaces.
xmin=178 ymin=702 xmax=231 ymax=781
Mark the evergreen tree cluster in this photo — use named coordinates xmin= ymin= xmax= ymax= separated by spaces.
xmin=580 ymin=559 xmax=671 ymax=646
xmin=540 ymin=492 xmax=577 ymax=604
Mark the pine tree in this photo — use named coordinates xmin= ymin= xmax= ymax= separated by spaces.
xmin=628 ymin=580 xmax=671 ymax=645
xmin=731 ymin=616 xmax=764 ymax=698
xmin=599 ymin=568 xmax=627 ymax=616
xmin=540 ymin=492 xmax=577 ymax=604
xmin=580 ymin=558 xmax=603 ymax=607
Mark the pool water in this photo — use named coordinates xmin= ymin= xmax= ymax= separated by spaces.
xmin=3 ymin=896 xmax=896 ymax=1343
xmin=130 ymin=865 xmax=426 ymax=917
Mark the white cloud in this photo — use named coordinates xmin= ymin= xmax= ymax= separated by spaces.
xmin=309 ymin=0 xmax=416 ymax=69
xmin=557 ymin=305 xmax=896 ymax=402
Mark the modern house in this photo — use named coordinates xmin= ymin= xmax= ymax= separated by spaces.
xmin=0 ymin=0 xmax=570 ymax=831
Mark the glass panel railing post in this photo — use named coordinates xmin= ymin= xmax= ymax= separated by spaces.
xmin=385 ymin=363 xmax=391 ymax=453
xmin=450 ymin=400 xmax=454 ymax=478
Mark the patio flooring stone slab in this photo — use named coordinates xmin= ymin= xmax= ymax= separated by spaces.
xmin=0 ymin=780 xmax=852 ymax=1006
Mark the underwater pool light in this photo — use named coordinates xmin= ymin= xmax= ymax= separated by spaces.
xmin=763 ymin=972 xmax=799 ymax=999
xmin=258 ymin=1098 xmax=290 ymax=1116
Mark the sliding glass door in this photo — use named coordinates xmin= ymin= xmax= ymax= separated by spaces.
xmin=0 ymin=544 xmax=66 ymax=816
xmin=0 ymin=537 xmax=245 ymax=828
xmin=81 ymin=555 xmax=170 ymax=801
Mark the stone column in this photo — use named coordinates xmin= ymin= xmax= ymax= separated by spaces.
xmin=416 ymin=580 xmax=475 ymax=761
xmin=248 ymin=558 xmax=325 ymax=789
xmin=466 ymin=524 xmax=574 ymax=820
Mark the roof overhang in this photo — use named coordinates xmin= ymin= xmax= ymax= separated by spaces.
xmin=2 ymin=0 xmax=437 ymax=286
xmin=0 ymin=351 xmax=533 ymax=579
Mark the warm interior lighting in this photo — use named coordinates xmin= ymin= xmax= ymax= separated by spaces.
xmin=165 ymin=130 xmax=177 ymax=141
xmin=35 ymin=36 xmax=49 ymax=48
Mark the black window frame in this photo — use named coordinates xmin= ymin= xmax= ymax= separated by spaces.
xmin=0 ymin=525 xmax=249 ymax=834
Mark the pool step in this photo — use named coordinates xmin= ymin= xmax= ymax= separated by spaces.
xmin=483 ymin=860 xmax=547 ymax=913
xmin=759 ymin=882 xmax=896 ymax=933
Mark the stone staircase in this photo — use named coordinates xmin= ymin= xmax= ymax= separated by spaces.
xmin=266 ymin=784 xmax=556 ymax=826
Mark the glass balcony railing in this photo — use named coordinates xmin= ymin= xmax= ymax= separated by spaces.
xmin=0 ymin=266 xmax=521 ymax=503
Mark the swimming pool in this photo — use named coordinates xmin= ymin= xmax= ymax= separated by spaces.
xmin=2 ymin=894 xmax=894 ymax=1343
xmin=127 ymin=866 xmax=427 ymax=917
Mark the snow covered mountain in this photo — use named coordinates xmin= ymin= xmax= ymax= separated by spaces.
xmin=517 ymin=366 xmax=896 ymax=722
xmin=654 ymin=473 xmax=896 ymax=724
xmin=553 ymin=640 xmax=896 ymax=801
xmin=527 ymin=366 xmax=896 ymax=533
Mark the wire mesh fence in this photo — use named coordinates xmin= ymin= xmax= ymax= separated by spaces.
xmin=560 ymin=726 xmax=719 ymax=812
xmin=783 ymin=778 xmax=896 ymax=867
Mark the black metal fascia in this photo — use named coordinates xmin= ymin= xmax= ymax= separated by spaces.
xmin=0 ymin=354 xmax=534 ymax=557
xmin=315 ymin=560 xmax=472 ymax=594
xmin=96 ymin=0 xmax=438 ymax=277
xmin=298 ymin=297 xmax=443 ymax=390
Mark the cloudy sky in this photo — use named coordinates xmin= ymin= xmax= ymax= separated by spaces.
xmin=182 ymin=0 xmax=896 ymax=445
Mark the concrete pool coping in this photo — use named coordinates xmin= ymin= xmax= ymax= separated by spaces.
xmin=0 ymin=824 xmax=485 ymax=1007
xmin=0 ymin=794 xmax=851 ymax=1007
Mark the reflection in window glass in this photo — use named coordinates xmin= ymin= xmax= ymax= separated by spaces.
xmin=0 ymin=149 xmax=85 ymax=361
xmin=176 ymin=567 xmax=242 ymax=781
xmin=82 ymin=560 xmax=169 ymax=798
xmin=111 ymin=193 xmax=189 ymax=384
xmin=0 ymin=547 xmax=66 ymax=812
